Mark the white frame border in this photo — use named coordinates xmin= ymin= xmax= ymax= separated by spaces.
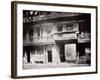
xmin=16 ymin=3 xmax=97 ymax=77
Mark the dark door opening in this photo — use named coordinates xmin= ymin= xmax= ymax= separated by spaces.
xmin=48 ymin=50 xmax=52 ymax=62
xmin=26 ymin=49 xmax=30 ymax=63
xmin=78 ymin=43 xmax=85 ymax=57
xmin=59 ymin=43 xmax=66 ymax=62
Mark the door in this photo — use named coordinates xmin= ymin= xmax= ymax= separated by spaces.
xmin=58 ymin=43 xmax=66 ymax=62
xmin=65 ymin=44 xmax=76 ymax=61
xmin=48 ymin=50 xmax=52 ymax=62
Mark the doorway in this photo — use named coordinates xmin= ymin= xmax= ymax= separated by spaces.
xmin=56 ymin=42 xmax=66 ymax=62
xmin=48 ymin=50 xmax=52 ymax=62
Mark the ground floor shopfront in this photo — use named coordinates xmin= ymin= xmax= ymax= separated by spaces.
xmin=23 ymin=39 xmax=90 ymax=69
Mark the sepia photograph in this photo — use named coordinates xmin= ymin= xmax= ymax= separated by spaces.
xmin=11 ymin=1 xmax=97 ymax=78
xmin=23 ymin=10 xmax=91 ymax=69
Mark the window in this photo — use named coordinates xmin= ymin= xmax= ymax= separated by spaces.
xmin=57 ymin=25 xmax=63 ymax=32
xmin=66 ymin=23 xmax=74 ymax=30
xmin=29 ymin=29 xmax=33 ymax=41
xmin=46 ymin=27 xmax=51 ymax=34
xmin=37 ymin=27 xmax=40 ymax=36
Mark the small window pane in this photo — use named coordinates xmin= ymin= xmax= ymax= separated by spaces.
xmin=37 ymin=27 xmax=40 ymax=36
xmin=66 ymin=23 xmax=74 ymax=30
xmin=57 ymin=25 xmax=63 ymax=31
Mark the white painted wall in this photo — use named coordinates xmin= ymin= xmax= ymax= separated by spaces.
xmin=52 ymin=45 xmax=60 ymax=63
